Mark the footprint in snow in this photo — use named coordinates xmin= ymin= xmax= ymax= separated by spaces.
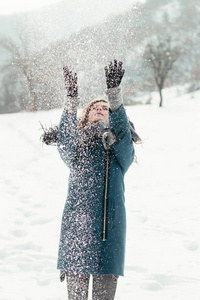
xmin=152 ymin=273 xmax=180 ymax=285
xmin=136 ymin=214 xmax=148 ymax=223
xmin=142 ymin=280 xmax=163 ymax=291
xmin=30 ymin=218 xmax=52 ymax=225
xmin=143 ymin=273 xmax=189 ymax=291
xmin=126 ymin=265 xmax=148 ymax=273
xmin=36 ymin=278 xmax=51 ymax=286
xmin=11 ymin=229 xmax=27 ymax=237
xmin=15 ymin=242 xmax=42 ymax=251
xmin=184 ymin=241 xmax=199 ymax=251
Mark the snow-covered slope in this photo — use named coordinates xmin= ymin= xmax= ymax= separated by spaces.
xmin=1 ymin=88 xmax=200 ymax=299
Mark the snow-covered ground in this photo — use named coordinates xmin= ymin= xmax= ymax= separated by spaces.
xmin=1 ymin=87 xmax=200 ymax=300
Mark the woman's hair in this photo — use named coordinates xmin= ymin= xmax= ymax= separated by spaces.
xmin=78 ymin=99 xmax=109 ymax=130
xmin=41 ymin=98 xmax=142 ymax=165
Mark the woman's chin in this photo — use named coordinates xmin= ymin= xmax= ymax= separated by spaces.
xmin=89 ymin=116 xmax=108 ymax=124
xmin=96 ymin=116 xmax=108 ymax=122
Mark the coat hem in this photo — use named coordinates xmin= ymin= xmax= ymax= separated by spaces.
xmin=57 ymin=268 xmax=124 ymax=277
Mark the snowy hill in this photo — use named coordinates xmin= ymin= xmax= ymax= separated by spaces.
xmin=1 ymin=88 xmax=200 ymax=299
xmin=1 ymin=0 xmax=199 ymax=113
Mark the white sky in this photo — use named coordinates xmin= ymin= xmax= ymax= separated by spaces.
xmin=0 ymin=0 xmax=145 ymax=15
xmin=0 ymin=0 xmax=62 ymax=15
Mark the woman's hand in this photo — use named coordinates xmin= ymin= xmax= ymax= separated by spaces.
xmin=104 ymin=60 xmax=125 ymax=111
xmin=104 ymin=59 xmax=125 ymax=89
xmin=63 ymin=66 xmax=78 ymax=97
xmin=63 ymin=66 xmax=80 ymax=111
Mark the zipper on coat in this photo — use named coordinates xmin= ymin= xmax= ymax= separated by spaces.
xmin=102 ymin=149 xmax=110 ymax=241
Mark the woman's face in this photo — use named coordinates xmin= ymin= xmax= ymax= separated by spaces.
xmin=87 ymin=101 xmax=109 ymax=124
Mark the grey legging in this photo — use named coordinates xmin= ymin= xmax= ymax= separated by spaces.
xmin=66 ymin=273 xmax=119 ymax=300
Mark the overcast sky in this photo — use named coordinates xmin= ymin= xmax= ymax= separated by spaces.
xmin=0 ymin=0 xmax=145 ymax=15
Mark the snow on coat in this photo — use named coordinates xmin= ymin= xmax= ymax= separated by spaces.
xmin=57 ymin=104 xmax=134 ymax=276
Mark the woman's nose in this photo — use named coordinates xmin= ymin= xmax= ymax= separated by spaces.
xmin=96 ymin=106 xmax=102 ymax=111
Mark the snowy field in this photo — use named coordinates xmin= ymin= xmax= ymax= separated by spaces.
xmin=1 ymin=87 xmax=200 ymax=300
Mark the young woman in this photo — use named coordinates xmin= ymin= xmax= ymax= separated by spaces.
xmin=57 ymin=60 xmax=138 ymax=300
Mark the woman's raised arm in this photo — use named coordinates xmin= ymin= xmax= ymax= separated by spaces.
xmin=57 ymin=67 xmax=80 ymax=166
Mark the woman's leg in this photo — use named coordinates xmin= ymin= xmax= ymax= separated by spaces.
xmin=66 ymin=273 xmax=90 ymax=300
xmin=92 ymin=274 xmax=119 ymax=300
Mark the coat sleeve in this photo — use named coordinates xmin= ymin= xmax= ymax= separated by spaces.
xmin=57 ymin=109 xmax=79 ymax=167
xmin=109 ymin=104 xmax=135 ymax=173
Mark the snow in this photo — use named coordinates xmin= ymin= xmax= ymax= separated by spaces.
xmin=1 ymin=87 xmax=200 ymax=299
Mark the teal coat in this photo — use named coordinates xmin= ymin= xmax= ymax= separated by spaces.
xmin=57 ymin=104 xmax=134 ymax=276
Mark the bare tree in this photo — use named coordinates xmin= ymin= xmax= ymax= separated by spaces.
xmin=144 ymin=37 xmax=180 ymax=107
xmin=0 ymin=33 xmax=41 ymax=112
xmin=188 ymin=52 xmax=200 ymax=92
xmin=0 ymin=14 xmax=54 ymax=112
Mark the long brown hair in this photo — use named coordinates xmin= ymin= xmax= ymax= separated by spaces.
xmin=78 ymin=99 xmax=109 ymax=130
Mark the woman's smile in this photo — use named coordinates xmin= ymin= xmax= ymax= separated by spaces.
xmin=87 ymin=102 xmax=109 ymax=124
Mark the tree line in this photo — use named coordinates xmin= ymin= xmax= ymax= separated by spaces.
xmin=0 ymin=0 xmax=199 ymax=113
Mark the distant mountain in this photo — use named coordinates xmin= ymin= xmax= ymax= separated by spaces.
xmin=43 ymin=0 xmax=195 ymax=103
xmin=0 ymin=0 xmax=199 ymax=113
xmin=0 ymin=0 xmax=139 ymax=43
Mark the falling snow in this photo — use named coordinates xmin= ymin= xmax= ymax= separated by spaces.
xmin=1 ymin=86 xmax=200 ymax=299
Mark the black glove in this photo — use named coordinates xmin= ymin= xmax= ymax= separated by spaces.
xmin=104 ymin=59 xmax=125 ymax=89
xmin=63 ymin=66 xmax=80 ymax=111
xmin=40 ymin=124 xmax=58 ymax=146
xmin=129 ymin=120 xmax=142 ymax=144
xmin=60 ymin=270 xmax=66 ymax=282
xmin=63 ymin=66 xmax=78 ymax=97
